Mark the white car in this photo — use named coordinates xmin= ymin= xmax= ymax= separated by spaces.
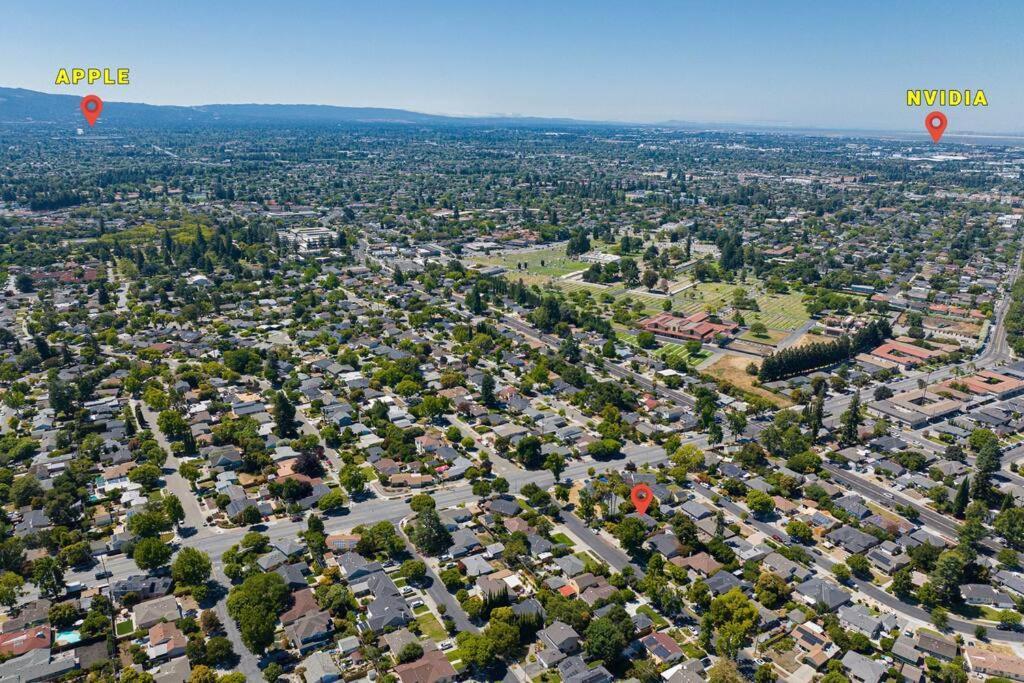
xmin=440 ymin=640 xmax=454 ymax=650
xmin=409 ymin=599 xmax=424 ymax=609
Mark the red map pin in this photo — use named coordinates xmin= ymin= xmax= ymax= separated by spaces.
xmin=925 ymin=111 xmax=947 ymax=143
xmin=80 ymin=95 xmax=103 ymax=126
xmin=630 ymin=483 xmax=654 ymax=515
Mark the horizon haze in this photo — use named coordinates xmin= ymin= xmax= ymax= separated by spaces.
xmin=1 ymin=0 xmax=1021 ymax=133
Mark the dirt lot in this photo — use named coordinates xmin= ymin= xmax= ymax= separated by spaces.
xmin=791 ymin=332 xmax=834 ymax=347
xmin=705 ymin=353 xmax=792 ymax=407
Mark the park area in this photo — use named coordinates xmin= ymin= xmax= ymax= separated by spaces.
xmin=671 ymin=281 xmax=810 ymax=331
xmin=474 ymin=247 xmax=812 ymax=337
xmin=472 ymin=244 xmax=588 ymax=284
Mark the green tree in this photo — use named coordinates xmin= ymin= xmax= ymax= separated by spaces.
xmin=48 ymin=601 xmax=80 ymax=629
xmin=745 ymin=489 xmax=775 ymax=518
xmin=998 ymin=610 xmax=1022 ymax=629
xmin=585 ymin=616 xmax=627 ymax=664
xmin=400 ymin=559 xmax=427 ymax=583
xmin=134 ymin=537 xmax=173 ymax=571
xmin=262 ymin=663 xmax=283 ymax=683
xmin=31 ymin=556 xmax=64 ymax=598
xmin=339 ymin=464 xmax=366 ymax=496
xmin=480 ymin=373 xmax=496 ymax=407
xmin=172 ymin=547 xmax=212 ymax=587
xmin=157 ymin=410 xmax=189 ymax=439
xmin=0 ymin=571 xmax=23 ymax=609
xmin=754 ymin=663 xmax=777 ymax=683
xmin=180 ymin=461 xmax=201 ymax=488
xmin=929 ymin=550 xmax=966 ymax=603
xmin=614 ymin=517 xmax=648 ymax=552
xmin=485 ymin=618 xmax=520 ymax=659
xmin=272 ymin=391 xmax=297 ymax=437
xmin=840 ymin=392 xmax=862 ymax=444
xmin=754 ymin=572 xmax=790 ymax=609
xmin=846 ymin=554 xmax=871 ymax=579
xmin=409 ymin=494 xmax=436 ymax=514
xmin=707 ymin=658 xmax=745 ymax=683
xmin=891 ymin=566 xmax=913 ymax=597
xmin=515 ymin=436 xmax=543 ymax=469
xmin=786 ymin=520 xmax=813 ymax=544
xmin=456 ymin=631 xmax=494 ymax=669
xmin=129 ymin=463 xmax=162 ymax=490
xmin=952 ymin=476 xmax=970 ymax=518
xmin=227 ymin=572 xmax=289 ymax=654
xmin=709 ymin=588 xmax=760 ymax=658
xmin=995 ymin=508 xmax=1024 ymax=550
xmin=409 ymin=507 xmax=452 ymax=556
xmin=163 ymin=494 xmax=186 ymax=526
xmin=10 ymin=475 xmax=42 ymax=506
xmin=318 ymin=488 xmax=347 ymax=512
xmin=397 ymin=641 xmax=424 ymax=663
xmin=544 ymin=452 xmax=566 ymax=482
xmin=205 ymin=636 xmax=235 ymax=666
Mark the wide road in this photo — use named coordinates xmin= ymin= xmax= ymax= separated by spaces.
xmin=822 ymin=463 xmax=1004 ymax=555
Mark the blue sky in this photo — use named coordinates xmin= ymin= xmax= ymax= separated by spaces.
xmin=2 ymin=0 xmax=1022 ymax=131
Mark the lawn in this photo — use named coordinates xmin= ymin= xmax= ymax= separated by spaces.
xmin=671 ymin=280 xmax=810 ymax=331
xmin=475 ymin=244 xmax=588 ymax=281
xmin=551 ymin=532 xmax=575 ymax=547
xmin=738 ymin=329 xmax=789 ymax=346
xmin=658 ymin=342 xmax=712 ymax=365
xmin=413 ymin=604 xmax=430 ymax=615
xmin=636 ymin=604 xmax=668 ymax=628
xmin=681 ymin=643 xmax=705 ymax=659
xmin=417 ymin=613 xmax=447 ymax=641
xmin=115 ymin=620 xmax=134 ymax=637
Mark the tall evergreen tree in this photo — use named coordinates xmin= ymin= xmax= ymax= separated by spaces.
xmin=953 ymin=476 xmax=970 ymax=518
xmin=840 ymin=392 xmax=862 ymax=445
xmin=273 ymin=391 xmax=297 ymax=438
xmin=480 ymin=372 xmax=496 ymax=407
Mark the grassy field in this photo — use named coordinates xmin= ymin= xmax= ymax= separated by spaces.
xmin=738 ymin=329 xmax=789 ymax=346
xmin=478 ymin=247 xmax=810 ymax=334
xmin=658 ymin=343 xmax=712 ymax=365
xmin=475 ymin=244 xmax=588 ymax=280
xmin=417 ymin=613 xmax=447 ymax=641
xmin=671 ymin=281 xmax=809 ymax=331
xmin=705 ymin=353 xmax=792 ymax=407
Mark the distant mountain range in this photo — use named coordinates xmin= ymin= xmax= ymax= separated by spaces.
xmin=1 ymin=87 xmax=1022 ymax=144
xmin=0 ymin=86 xmax=607 ymax=129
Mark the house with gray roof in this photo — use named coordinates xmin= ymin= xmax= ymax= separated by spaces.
xmin=838 ymin=603 xmax=898 ymax=639
xmin=827 ymin=526 xmax=880 ymax=555
xmin=539 ymin=621 xmax=580 ymax=654
xmin=364 ymin=594 xmax=413 ymax=633
xmin=961 ymin=583 xmax=1015 ymax=609
xmin=841 ymin=650 xmax=888 ymax=683
xmin=795 ymin=577 xmax=851 ymax=611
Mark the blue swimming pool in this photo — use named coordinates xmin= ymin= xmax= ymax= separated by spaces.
xmin=55 ymin=630 xmax=81 ymax=645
